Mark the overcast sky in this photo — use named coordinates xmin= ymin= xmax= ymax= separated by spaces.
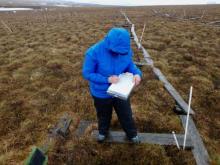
xmin=71 ymin=0 xmax=220 ymax=6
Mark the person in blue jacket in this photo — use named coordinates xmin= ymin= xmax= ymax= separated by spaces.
xmin=82 ymin=28 xmax=142 ymax=143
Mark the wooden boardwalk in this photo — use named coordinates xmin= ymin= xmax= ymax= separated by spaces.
xmin=75 ymin=120 xmax=93 ymax=137
xmin=134 ymin=61 xmax=148 ymax=66
xmin=91 ymin=130 xmax=193 ymax=148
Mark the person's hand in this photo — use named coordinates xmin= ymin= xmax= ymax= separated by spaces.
xmin=133 ymin=74 xmax=141 ymax=86
xmin=108 ymin=75 xmax=119 ymax=84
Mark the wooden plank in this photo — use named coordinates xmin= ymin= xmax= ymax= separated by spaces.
xmin=173 ymin=104 xmax=185 ymax=114
xmin=164 ymin=83 xmax=195 ymax=115
xmin=180 ymin=115 xmax=210 ymax=165
xmin=75 ymin=120 xmax=93 ymax=137
xmin=121 ymin=11 xmax=132 ymax=25
xmin=152 ymin=67 xmax=195 ymax=115
xmin=141 ymin=48 xmax=154 ymax=66
xmin=152 ymin=67 xmax=170 ymax=85
xmin=131 ymin=24 xmax=140 ymax=48
xmin=134 ymin=61 xmax=148 ymax=66
xmin=91 ymin=130 xmax=193 ymax=148
xmin=48 ymin=113 xmax=72 ymax=138
xmin=141 ymin=47 xmax=151 ymax=58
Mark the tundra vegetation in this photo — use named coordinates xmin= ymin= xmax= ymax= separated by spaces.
xmin=0 ymin=5 xmax=219 ymax=165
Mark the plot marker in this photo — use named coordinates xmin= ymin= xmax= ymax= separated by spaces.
xmin=183 ymin=86 xmax=193 ymax=150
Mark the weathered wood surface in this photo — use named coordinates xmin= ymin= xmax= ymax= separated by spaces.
xmin=173 ymin=104 xmax=185 ymax=114
xmin=141 ymin=46 xmax=151 ymax=58
xmin=164 ymin=83 xmax=195 ymax=114
xmin=134 ymin=61 xmax=148 ymax=66
xmin=207 ymin=20 xmax=220 ymax=27
xmin=91 ymin=130 xmax=193 ymax=148
xmin=121 ymin=11 xmax=132 ymax=25
xmin=141 ymin=47 xmax=154 ymax=66
xmin=49 ymin=113 xmax=72 ymax=138
xmin=131 ymin=24 xmax=140 ymax=48
xmin=153 ymin=67 xmax=195 ymax=114
xmin=152 ymin=67 xmax=170 ymax=85
xmin=180 ymin=115 xmax=210 ymax=165
xmin=75 ymin=120 xmax=93 ymax=137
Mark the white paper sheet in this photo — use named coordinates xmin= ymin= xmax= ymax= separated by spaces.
xmin=107 ymin=73 xmax=135 ymax=100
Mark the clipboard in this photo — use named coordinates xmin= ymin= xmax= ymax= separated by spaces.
xmin=107 ymin=73 xmax=135 ymax=100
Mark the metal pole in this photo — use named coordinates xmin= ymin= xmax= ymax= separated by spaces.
xmin=183 ymin=86 xmax=193 ymax=150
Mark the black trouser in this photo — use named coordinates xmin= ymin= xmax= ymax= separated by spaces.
xmin=93 ymin=96 xmax=137 ymax=139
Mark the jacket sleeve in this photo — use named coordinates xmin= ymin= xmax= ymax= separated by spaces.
xmin=82 ymin=49 xmax=109 ymax=84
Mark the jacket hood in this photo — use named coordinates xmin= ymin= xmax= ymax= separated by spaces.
xmin=104 ymin=28 xmax=131 ymax=55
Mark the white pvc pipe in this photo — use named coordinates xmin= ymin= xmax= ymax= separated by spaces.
xmin=140 ymin=23 xmax=146 ymax=43
xmin=172 ymin=131 xmax=180 ymax=149
xmin=183 ymin=86 xmax=193 ymax=150
xmin=138 ymin=23 xmax=146 ymax=49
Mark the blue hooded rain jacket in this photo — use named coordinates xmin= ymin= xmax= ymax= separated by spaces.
xmin=82 ymin=28 xmax=142 ymax=98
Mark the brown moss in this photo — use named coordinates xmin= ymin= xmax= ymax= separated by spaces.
xmin=0 ymin=5 xmax=219 ymax=164
xmin=143 ymin=40 xmax=166 ymax=51
xmin=49 ymin=137 xmax=171 ymax=165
